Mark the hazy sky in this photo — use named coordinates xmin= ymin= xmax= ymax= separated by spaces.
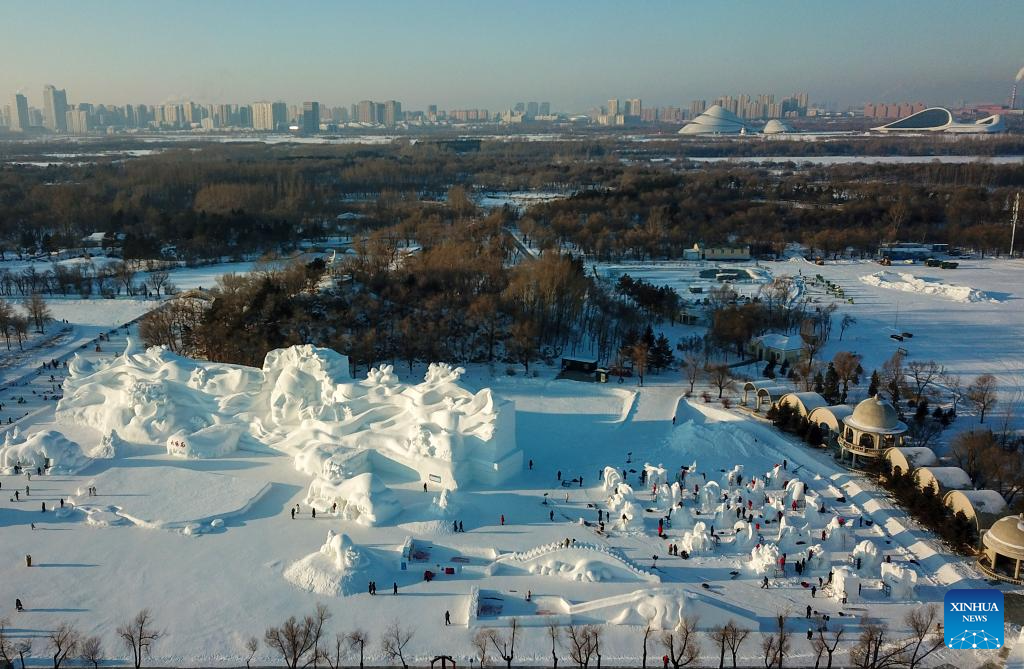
xmin=5 ymin=0 xmax=1023 ymax=112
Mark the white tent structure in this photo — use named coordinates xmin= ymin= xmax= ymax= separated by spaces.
xmin=679 ymin=105 xmax=749 ymax=136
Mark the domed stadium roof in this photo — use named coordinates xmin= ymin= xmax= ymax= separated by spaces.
xmin=763 ymin=119 xmax=795 ymax=134
xmin=983 ymin=514 xmax=1024 ymax=559
xmin=873 ymin=107 xmax=1006 ymax=134
xmin=843 ymin=395 xmax=906 ymax=434
xmin=679 ymin=105 xmax=749 ymax=135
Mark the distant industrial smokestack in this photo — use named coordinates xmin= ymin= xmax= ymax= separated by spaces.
xmin=1011 ymin=67 xmax=1024 ymax=109
xmin=1016 ymin=66 xmax=1024 ymax=82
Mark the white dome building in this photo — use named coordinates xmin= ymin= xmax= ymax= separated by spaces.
xmin=678 ymin=105 xmax=749 ymax=136
xmin=980 ymin=514 xmax=1024 ymax=582
xmin=762 ymin=119 xmax=796 ymax=134
xmin=838 ymin=395 xmax=907 ymax=466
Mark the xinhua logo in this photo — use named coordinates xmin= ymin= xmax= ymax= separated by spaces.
xmin=944 ymin=589 xmax=1003 ymax=649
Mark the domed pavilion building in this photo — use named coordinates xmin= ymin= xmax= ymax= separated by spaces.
xmin=838 ymin=395 xmax=907 ymax=467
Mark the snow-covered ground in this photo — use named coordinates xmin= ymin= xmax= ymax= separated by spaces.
xmin=0 ymin=255 xmax=1019 ymax=666
xmin=0 ymin=332 xmax=1008 ymax=666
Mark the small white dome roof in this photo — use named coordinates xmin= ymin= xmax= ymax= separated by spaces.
xmin=844 ymin=395 xmax=907 ymax=433
xmin=763 ymin=119 xmax=795 ymax=134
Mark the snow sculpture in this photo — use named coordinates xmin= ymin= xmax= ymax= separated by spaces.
xmin=283 ymin=530 xmax=374 ymax=596
xmin=831 ymin=566 xmax=860 ymax=603
xmin=304 ymin=473 xmax=401 ymax=526
xmin=698 ymin=480 xmax=721 ymax=513
xmin=679 ymin=521 xmax=715 ymax=553
xmin=749 ymin=542 xmax=781 ymax=575
xmin=57 ymin=343 xmax=522 ymax=490
xmin=607 ymin=484 xmax=644 ymax=532
xmin=881 ymin=562 xmax=917 ymax=599
xmin=733 ymin=520 xmax=756 ymax=549
xmin=851 ymin=540 xmax=882 ymax=576
xmin=603 ymin=466 xmax=623 ymax=490
xmin=644 ymin=463 xmax=667 ymax=486
xmin=91 ymin=429 xmax=124 ymax=459
xmin=0 ymin=428 xmax=89 ymax=474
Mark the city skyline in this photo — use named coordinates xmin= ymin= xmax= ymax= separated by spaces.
xmin=3 ymin=0 xmax=1023 ymax=112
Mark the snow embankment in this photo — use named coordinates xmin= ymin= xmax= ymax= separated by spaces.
xmin=860 ymin=270 xmax=1001 ymax=303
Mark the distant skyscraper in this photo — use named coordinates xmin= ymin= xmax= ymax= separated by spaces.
xmin=9 ymin=94 xmax=29 ymax=131
xmin=607 ymin=98 xmax=620 ymax=116
xmin=356 ymin=100 xmax=374 ymax=124
xmin=302 ymin=101 xmax=320 ymax=133
xmin=252 ymin=101 xmax=286 ymax=130
xmin=383 ymin=100 xmax=402 ymax=126
xmin=539 ymin=101 xmax=550 ymax=115
xmin=626 ymin=98 xmax=642 ymax=117
xmin=526 ymin=101 xmax=539 ymax=118
xmin=65 ymin=108 xmax=89 ymax=135
xmin=42 ymin=85 xmax=69 ymax=132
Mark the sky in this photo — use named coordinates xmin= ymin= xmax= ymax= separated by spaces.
xmin=4 ymin=0 xmax=1023 ymax=113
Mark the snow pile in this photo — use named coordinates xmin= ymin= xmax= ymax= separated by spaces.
xmin=881 ymin=562 xmax=917 ymax=600
xmin=283 ymin=530 xmax=373 ymax=597
xmin=166 ymin=424 xmax=243 ymax=459
xmin=92 ymin=429 xmax=125 ymax=459
xmin=0 ymin=428 xmax=90 ymax=474
xmin=304 ymin=473 xmax=401 ymax=526
xmin=860 ymin=271 xmax=1000 ymax=303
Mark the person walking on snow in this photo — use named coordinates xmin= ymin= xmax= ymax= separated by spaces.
xmin=291 ymin=508 xmax=295 ymax=520
xmin=444 ymin=610 xmax=451 ymax=626
xmin=549 ymin=510 xmax=554 ymax=521
xmin=500 ymin=514 xmax=505 ymax=526
xmin=393 ymin=582 xmax=398 ymax=595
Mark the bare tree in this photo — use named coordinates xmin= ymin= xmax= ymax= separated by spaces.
xmin=900 ymin=604 xmax=943 ymax=669
xmin=0 ymin=618 xmax=15 ymax=668
xmin=263 ymin=604 xmax=331 ymax=669
xmin=115 ymin=261 xmax=137 ymax=296
xmin=23 ymin=293 xmax=50 ymax=333
xmin=709 ymin=623 xmax=729 ymax=669
xmin=117 ymin=609 xmax=161 ymax=669
xmin=761 ymin=635 xmax=780 ymax=669
xmin=566 ymin=625 xmax=597 ymax=668
xmin=15 ymin=639 xmax=31 ymax=669
xmin=79 ymin=636 xmax=103 ymax=669
xmin=849 ymin=620 xmax=908 ymax=669
xmin=832 ymin=351 xmax=862 ymax=402
xmin=967 ymin=374 xmax=998 ymax=423
xmin=473 ymin=630 xmax=492 ymax=668
xmin=660 ymin=617 xmax=701 ymax=668
xmin=942 ymin=371 xmax=964 ymax=414
xmin=906 ymin=361 xmax=944 ymax=403
xmin=320 ymin=633 xmax=347 ymax=669
xmin=547 ymin=620 xmax=561 ymax=668
xmin=346 ymin=630 xmax=369 ymax=669
xmin=632 ymin=343 xmax=650 ymax=386
xmin=243 ymin=636 xmax=259 ymax=669
xmin=838 ymin=314 xmax=856 ymax=341
xmin=379 ymin=621 xmax=414 ymax=669
xmin=48 ymin=623 xmax=80 ymax=669
xmin=682 ymin=352 xmax=703 ymax=394
xmin=809 ymin=628 xmax=843 ymax=669
xmin=146 ymin=270 xmax=171 ymax=297
xmin=722 ymin=621 xmax=750 ymax=669
xmin=640 ymin=617 xmax=654 ymax=668
xmin=706 ymin=363 xmax=732 ymax=399
xmin=763 ymin=613 xmax=791 ymax=669
xmin=486 ymin=619 xmax=518 ymax=668
xmin=881 ymin=351 xmax=906 ymax=404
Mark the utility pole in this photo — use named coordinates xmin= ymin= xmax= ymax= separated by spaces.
xmin=1011 ymin=192 xmax=1020 ymax=259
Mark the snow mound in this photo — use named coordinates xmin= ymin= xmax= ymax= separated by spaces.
xmin=0 ymin=428 xmax=90 ymax=474
xmin=881 ymin=561 xmax=917 ymax=600
xmin=283 ymin=530 xmax=374 ymax=597
xmin=72 ymin=466 xmax=269 ymax=532
xmin=860 ymin=271 xmax=1001 ymax=303
xmin=304 ymin=473 xmax=401 ymax=526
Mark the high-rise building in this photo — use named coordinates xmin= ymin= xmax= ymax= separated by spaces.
xmin=607 ymin=98 xmax=620 ymax=116
xmin=302 ymin=101 xmax=320 ymax=134
xmin=539 ymin=101 xmax=551 ymax=115
xmin=252 ymin=101 xmax=286 ymax=130
xmin=65 ymin=108 xmax=89 ymax=135
xmin=9 ymin=94 xmax=29 ymax=131
xmin=689 ymin=100 xmax=707 ymax=118
xmin=383 ymin=100 xmax=402 ymax=126
xmin=526 ymin=101 xmax=539 ymax=118
xmin=357 ymin=100 xmax=375 ymax=124
xmin=42 ymin=85 xmax=69 ymax=132
xmin=626 ymin=98 xmax=642 ymax=117
xmin=238 ymin=105 xmax=253 ymax=128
